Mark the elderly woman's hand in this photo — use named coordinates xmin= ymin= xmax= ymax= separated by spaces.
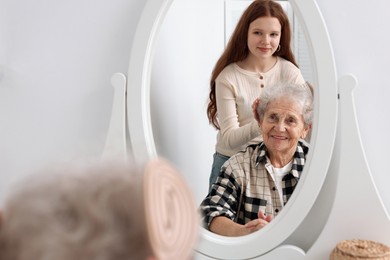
xmin=244 ymin=211 xmax=272 ymax=233
xmin=252 ymin=98 xmax=260 ymax=122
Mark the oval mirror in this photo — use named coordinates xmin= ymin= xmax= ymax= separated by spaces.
xmin=127 ymin=0 xmax=338 ymax=258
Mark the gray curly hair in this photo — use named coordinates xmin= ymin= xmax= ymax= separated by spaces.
xmin=256 ymin=82 xmax=314 ymax=126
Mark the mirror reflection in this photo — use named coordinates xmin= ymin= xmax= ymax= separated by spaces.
xmin=151 ymin=0 xmax=314 ymax=220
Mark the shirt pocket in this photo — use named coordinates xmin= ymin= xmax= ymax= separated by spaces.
xmin=244 ymin=197 xmax=268 ymax=221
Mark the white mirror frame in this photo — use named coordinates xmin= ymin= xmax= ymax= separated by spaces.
xmin=127 ymin=0 xmax=338 ymax=258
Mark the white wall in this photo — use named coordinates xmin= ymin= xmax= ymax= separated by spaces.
xmin=0 ymin=0 xmax=146 ymax=199
xmin=1 ymin=0 xmax=390 ymax=218
xmin=316 ymin=0 xmax=390 ymax=211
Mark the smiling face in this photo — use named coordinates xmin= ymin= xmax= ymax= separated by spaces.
xmin=247 ymin=16 xmax=281 ymax=61
xmin=260 ymin=96 xmax=309 ymax=162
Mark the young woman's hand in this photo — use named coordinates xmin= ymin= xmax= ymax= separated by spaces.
xmin=252 ymin=98 xmax=260 ymax=122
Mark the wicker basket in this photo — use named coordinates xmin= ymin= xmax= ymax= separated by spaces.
xmin=330 ymin=239 xmax=390 ymax=260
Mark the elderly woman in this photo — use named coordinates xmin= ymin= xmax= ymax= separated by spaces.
xmin=200 ymin=82 xmax=313 ymax=237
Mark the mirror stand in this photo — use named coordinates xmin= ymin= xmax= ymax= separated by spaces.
xmin=304 ymin=74 xmax=390 ymax=259
xmin=102 ymin=72 xmax=128 ymax=161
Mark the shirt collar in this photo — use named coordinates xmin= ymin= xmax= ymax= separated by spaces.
xmin=255 ymin=141 xmax=309 ymax=178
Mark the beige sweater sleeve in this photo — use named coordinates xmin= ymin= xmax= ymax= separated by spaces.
xmin=215 ymin=64 xmax=263 ymax=156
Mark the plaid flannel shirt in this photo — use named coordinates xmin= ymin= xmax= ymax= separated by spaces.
xmin=200 ymin=141 xmax=309 ymax=229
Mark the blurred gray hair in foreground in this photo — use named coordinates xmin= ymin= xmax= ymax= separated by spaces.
xmin=0 ymin=158 xmax=199 ymax=260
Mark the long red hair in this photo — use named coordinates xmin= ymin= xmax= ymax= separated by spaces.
xmin=207 ymin=0 xmax=298 ymax=129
